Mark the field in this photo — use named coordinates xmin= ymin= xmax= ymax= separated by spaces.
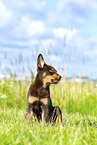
xmin=0 ymin=78 xmax=97 ymax=145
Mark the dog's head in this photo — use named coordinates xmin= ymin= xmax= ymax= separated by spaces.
xmin=37 ymin=54 xmax=61 ymax=87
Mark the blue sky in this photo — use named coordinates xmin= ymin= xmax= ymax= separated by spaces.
xmin=0 ymin=0 xmax=97 ymax=79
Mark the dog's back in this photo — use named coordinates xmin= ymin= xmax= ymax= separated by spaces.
xmin=25 ymin=54 xmax=62 ymax=123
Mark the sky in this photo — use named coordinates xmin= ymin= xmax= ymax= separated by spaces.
xmin=0 ymin=0 xmax=97 ymax=79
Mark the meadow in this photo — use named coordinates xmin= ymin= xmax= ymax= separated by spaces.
xmin=0 ymin=77 xmax=97 ymax=145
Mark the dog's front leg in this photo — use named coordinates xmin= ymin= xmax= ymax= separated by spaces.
xmin=41 ymin=105 xmax=49 ymax=125
xmin=25 ymin=104 xmax=35 ymax=122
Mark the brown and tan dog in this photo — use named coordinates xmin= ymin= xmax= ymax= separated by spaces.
xmin=25 ymin=54 xmax=62 ymax=124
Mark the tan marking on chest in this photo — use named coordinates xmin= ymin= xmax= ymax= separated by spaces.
xmin=29 ymin=96 xmax=49 ymax=105
xmin=28 ymin=96 xmax=39 ymax=104
xmin=40 ymin=98 xmax=49 ymax=105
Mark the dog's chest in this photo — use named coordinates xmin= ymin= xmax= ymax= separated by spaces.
xmin=29 ymin=85 xmax=50 ymax=105
xmin=28 ymin=95 xmax=49 ymax=105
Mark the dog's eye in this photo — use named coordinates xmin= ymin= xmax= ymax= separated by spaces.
xmin=49 ymin=70 xmax=54 ymax=73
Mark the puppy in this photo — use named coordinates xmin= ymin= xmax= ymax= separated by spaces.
xmin=25 ymin=54 xmax=62 ymax=124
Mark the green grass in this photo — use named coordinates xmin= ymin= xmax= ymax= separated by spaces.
xmin=0 ymin=79 xmax=97 ymax=145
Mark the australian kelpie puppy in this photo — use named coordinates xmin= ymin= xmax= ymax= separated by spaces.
xmin=25 ymin=54 xmax=62 ymax=124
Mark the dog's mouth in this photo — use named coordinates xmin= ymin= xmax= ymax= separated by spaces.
xmin=51 ymin=75 xmax=61 ymax=84
xmin=51 ymin=79 xmax=59 ymax=84
xmin=51 ymin=78 xmax=61 ymax=84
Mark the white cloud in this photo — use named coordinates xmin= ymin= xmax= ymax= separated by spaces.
xmin=53 ymin=28 xmax=78 ymax=40
xmin=50 ymin=55 xmax=60 ymax=61
xmin=0 ymin=1 xmax=11 ymax=28
xmin=46 ymin=12 xmax=58 ymax=25
xmin=26 ymin=0 xmax=45 ymax=11
xmin=0 ymin=37 xmax=39 ymax=47
xmin=57 ymin=0 xmax=97 ymax=12
xmin=70 ymin=36 xmax=97 ymax=61
xmin=56 ymin=0 xmax=97 ymax=26
xmin=3 ymin=0 xmax=46 ymax=12
xmin=53 ymin=28 xmax=67 ymax=39
xmin=12 ymin=16 xmax=45 ymax=38
xmin=40 ymin=39 xmax=55 ymax=48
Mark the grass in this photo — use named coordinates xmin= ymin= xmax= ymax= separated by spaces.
xmin=0 ymin=78 xmax=97 ymax=145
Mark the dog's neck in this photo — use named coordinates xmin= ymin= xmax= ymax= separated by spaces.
xmin=33 ymin=73 xmax=50 ymax=98
xmin=34 ymin=74 xmax=43 ymax=88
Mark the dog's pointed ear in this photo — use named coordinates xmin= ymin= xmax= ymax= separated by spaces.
xmin=37 ymin=54 xmax=45 ymax=70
